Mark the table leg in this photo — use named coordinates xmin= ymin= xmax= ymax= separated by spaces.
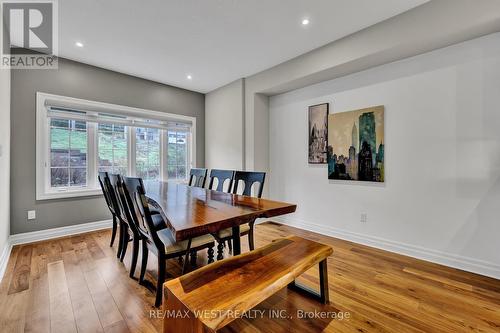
xmin=231 ymin=225 xmax=241 ymax=256
xmin=181 ymin=239 xmax=192 ymax=275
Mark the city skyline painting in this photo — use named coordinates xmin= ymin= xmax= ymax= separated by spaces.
xmin=308 ymin=103 xmax=329 ymax=164
xmin=327 ymin=106 xmax=385 ymax=182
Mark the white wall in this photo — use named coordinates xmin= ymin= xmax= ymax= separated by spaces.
xmin=269 ymin=33 xmax=500 ymax=278
xmin=0 ymin=66 xmax=11 ymax=267
xmin=244 ymin=0 xmax=500 ymax=176
xmin=205 ymin=79 xmax=245 ymax=170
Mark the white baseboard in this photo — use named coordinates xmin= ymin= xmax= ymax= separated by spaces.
xmin=9 ymin=219 xmax=112 ymax=246
xmin=0 ymin=240 xmax=12 ymax=283
xmin=0 ymin=220 xmax=112 ymax=282
xmin=273 ymin=216 xmax=500 ymax=280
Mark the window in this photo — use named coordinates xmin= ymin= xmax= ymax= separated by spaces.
xmin=135 ymin=127 xmax=160 ymax=180
xmin=50 ymin=119 xmax=88 ymax=188
xmin=98 ymin=123 xmax=128 ymax=175
xmin=167 ymin=130 xmax=188 ymax=181
xmin=36 ymin=93 xmax=196 ymax=200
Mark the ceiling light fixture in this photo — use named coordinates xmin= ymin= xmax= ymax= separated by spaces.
xmin=302 ymin=18 xmax=310 ymax=26
xmin=187 ymin=75 xmax=192 ymax=80
xmin=75 ymin=41 xmax=84 ymax=47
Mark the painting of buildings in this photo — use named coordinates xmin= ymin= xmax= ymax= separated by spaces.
xmin=308 ymin=103 xmax=329 ymax=164
xmin=327 ymin=106 xmax=384 ymax=182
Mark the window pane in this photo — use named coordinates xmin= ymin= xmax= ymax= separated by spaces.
xmin=167 ymin=165 xmax=177 ymax=179
xmin=98 ymin=150 xmax=113 ymax=167
xmin=50 ymin=119 xmax=69 ymax=128
xmin=70 ymin=168 xmax=87 ymax=186
xmin=51 ymin=149 xmax=68 ymax=167
xmin=113 ymin=132 xmax=127 ymax=149
xmin=136 ymin=167 xmax=147 ymax=179
xmin=178 ymin=165 xmax=186 ymax=179
xmin=51 ymin=168 xmax=68 ymax=187
xmin=98 ymin=131 xmax=113 ymax=148
xmin=71 ymin=130 xmax=87 ymax=149
xmin=98 ymin=124 xmax=128 ymax=175
xmin=98 ymin=123 xmax=113 ymax=132
xmin=168 ymin=141 xmax=176 ymax=165
xmin=51 ymin=128 xmax=69 ymax=149
xmin=98 ymin=166 xmax=112 ymax=174
xmin=74 ymin=121 xmax=87 ymax=130
xmin=136 ymin=127 xmax=160 ymax=180
xmin=148 ymin=150 xmax=160 ymax=166
xmin=70 ymin=150 xmax=87 ymax=167
xmin=167 ymin=130 xmax=188 ymax=180
xmin=113 ymin=124 xmax=125 ymax=133
xmin=176 ymin=141 xmax=186 ymax=166
xmin=114 ymin=167 xmax=128 ymax=176
xmin=49 ymin=118 xmax=89 ymax=189
xmin=113 ymin=149 xmax=128 ymax=168
xmin=148 ymin=167 xmax=160 ymax=180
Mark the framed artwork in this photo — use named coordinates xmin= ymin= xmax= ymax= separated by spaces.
xmin=327 ymin=106 xmax=385 ymax=182
xmin=308 ymin=103 xmax=329 ymax=164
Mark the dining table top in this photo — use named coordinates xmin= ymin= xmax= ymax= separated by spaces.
xmin=144 ymin=181 xmax=297 ymax=242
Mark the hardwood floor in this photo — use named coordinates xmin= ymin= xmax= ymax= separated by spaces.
xmin=0 ymin=221 xmax=499 ymax=332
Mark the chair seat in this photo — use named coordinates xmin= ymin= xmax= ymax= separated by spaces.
xmin=217 ymin=223 xmax=251 ymax=239
xmin=157 ymin=228 xmax=215 ymax=255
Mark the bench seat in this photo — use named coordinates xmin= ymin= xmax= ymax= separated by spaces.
xmin=163 ymin=235 xmax=333 ymax=333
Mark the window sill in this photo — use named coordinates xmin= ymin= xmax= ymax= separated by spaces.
xmin=36 ymin=188 xmax=102 ymax=201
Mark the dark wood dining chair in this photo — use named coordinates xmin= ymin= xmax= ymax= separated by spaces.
xmin=112 ymin=175 xmax=169 ymax=279
xmin=123 ymin=177 xmax=215 ymax=307
xmin=110 ymin=174 xmax=142 ymax=276
xmin=214 ymin=171 xmax=266 ymax=259
xmin=232 ymin=171 xmax=266 ymax=198
xmin=98 ymin=172 xmax=121 ymax=256
xmin=208 ymin=169 xmax=234 ymax=192
xmin=108 ymin=174 xmax=132 ymax=263
xmin=188 ymin=168 xmax=208 ymax=188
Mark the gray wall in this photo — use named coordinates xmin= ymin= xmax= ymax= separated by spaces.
xmin=0 ymin=64 xmax=10 ymax=254
xmin=10 ymin=57 xmax=205 ymax=234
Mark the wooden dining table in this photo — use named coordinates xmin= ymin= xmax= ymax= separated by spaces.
xmin=144 ymin=181 xmax=297 ymax=256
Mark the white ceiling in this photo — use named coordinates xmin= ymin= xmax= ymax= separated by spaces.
xmin=59 ymin=0 xmax=428 ymax=93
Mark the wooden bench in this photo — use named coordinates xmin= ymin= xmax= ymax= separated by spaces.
xmin=163 ymin=235 xmax=333 ymax=333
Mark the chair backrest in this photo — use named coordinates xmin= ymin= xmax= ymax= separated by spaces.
xmin=98 ymin=171 xmax=119 ymax=215
xmin=188 ymin=168 xmax=208 ymax=188
xmin=122 ymin=177 xmax=148 ymax=235
xmin=107 ymin=174 xmax=123 ymax=217
xmin=123 ymin=177 xmax=163 ymax=251
xmin=110 ymin=174 xmax=141 ymax=235
xmin=208 ymin=169 xmax=235 ymax=193
xmin=232 ymin=171 xmax=266 ymax=198
xmin=98 ymin=171 xmax=112 ymax=210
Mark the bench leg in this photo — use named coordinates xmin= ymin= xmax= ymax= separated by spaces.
xmin=164 ymin=289 xmax=205 ymax=333
xmin=287 ymin=258 xmax=329 ymax=304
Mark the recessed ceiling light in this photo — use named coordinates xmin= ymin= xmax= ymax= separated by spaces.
xmin=187 ymin=74 xmax=192 ymax=80
xmin=302 ymin=18 xmax=310 ymax=26
xmin=75 ymin=41 xmax=84 ymax=47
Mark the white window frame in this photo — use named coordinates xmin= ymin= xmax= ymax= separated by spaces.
xmin=36 ymin=92 xmax=196 ymax=200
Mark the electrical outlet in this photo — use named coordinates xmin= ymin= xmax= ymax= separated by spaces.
xmin=27 ymin=210 xmax=36 ymax=220
xmin=360 ymin=213 xmax=367 ymax=223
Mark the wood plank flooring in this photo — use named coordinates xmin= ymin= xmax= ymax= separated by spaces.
xmin=0 ymin=221 xmax=499 ymax=332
